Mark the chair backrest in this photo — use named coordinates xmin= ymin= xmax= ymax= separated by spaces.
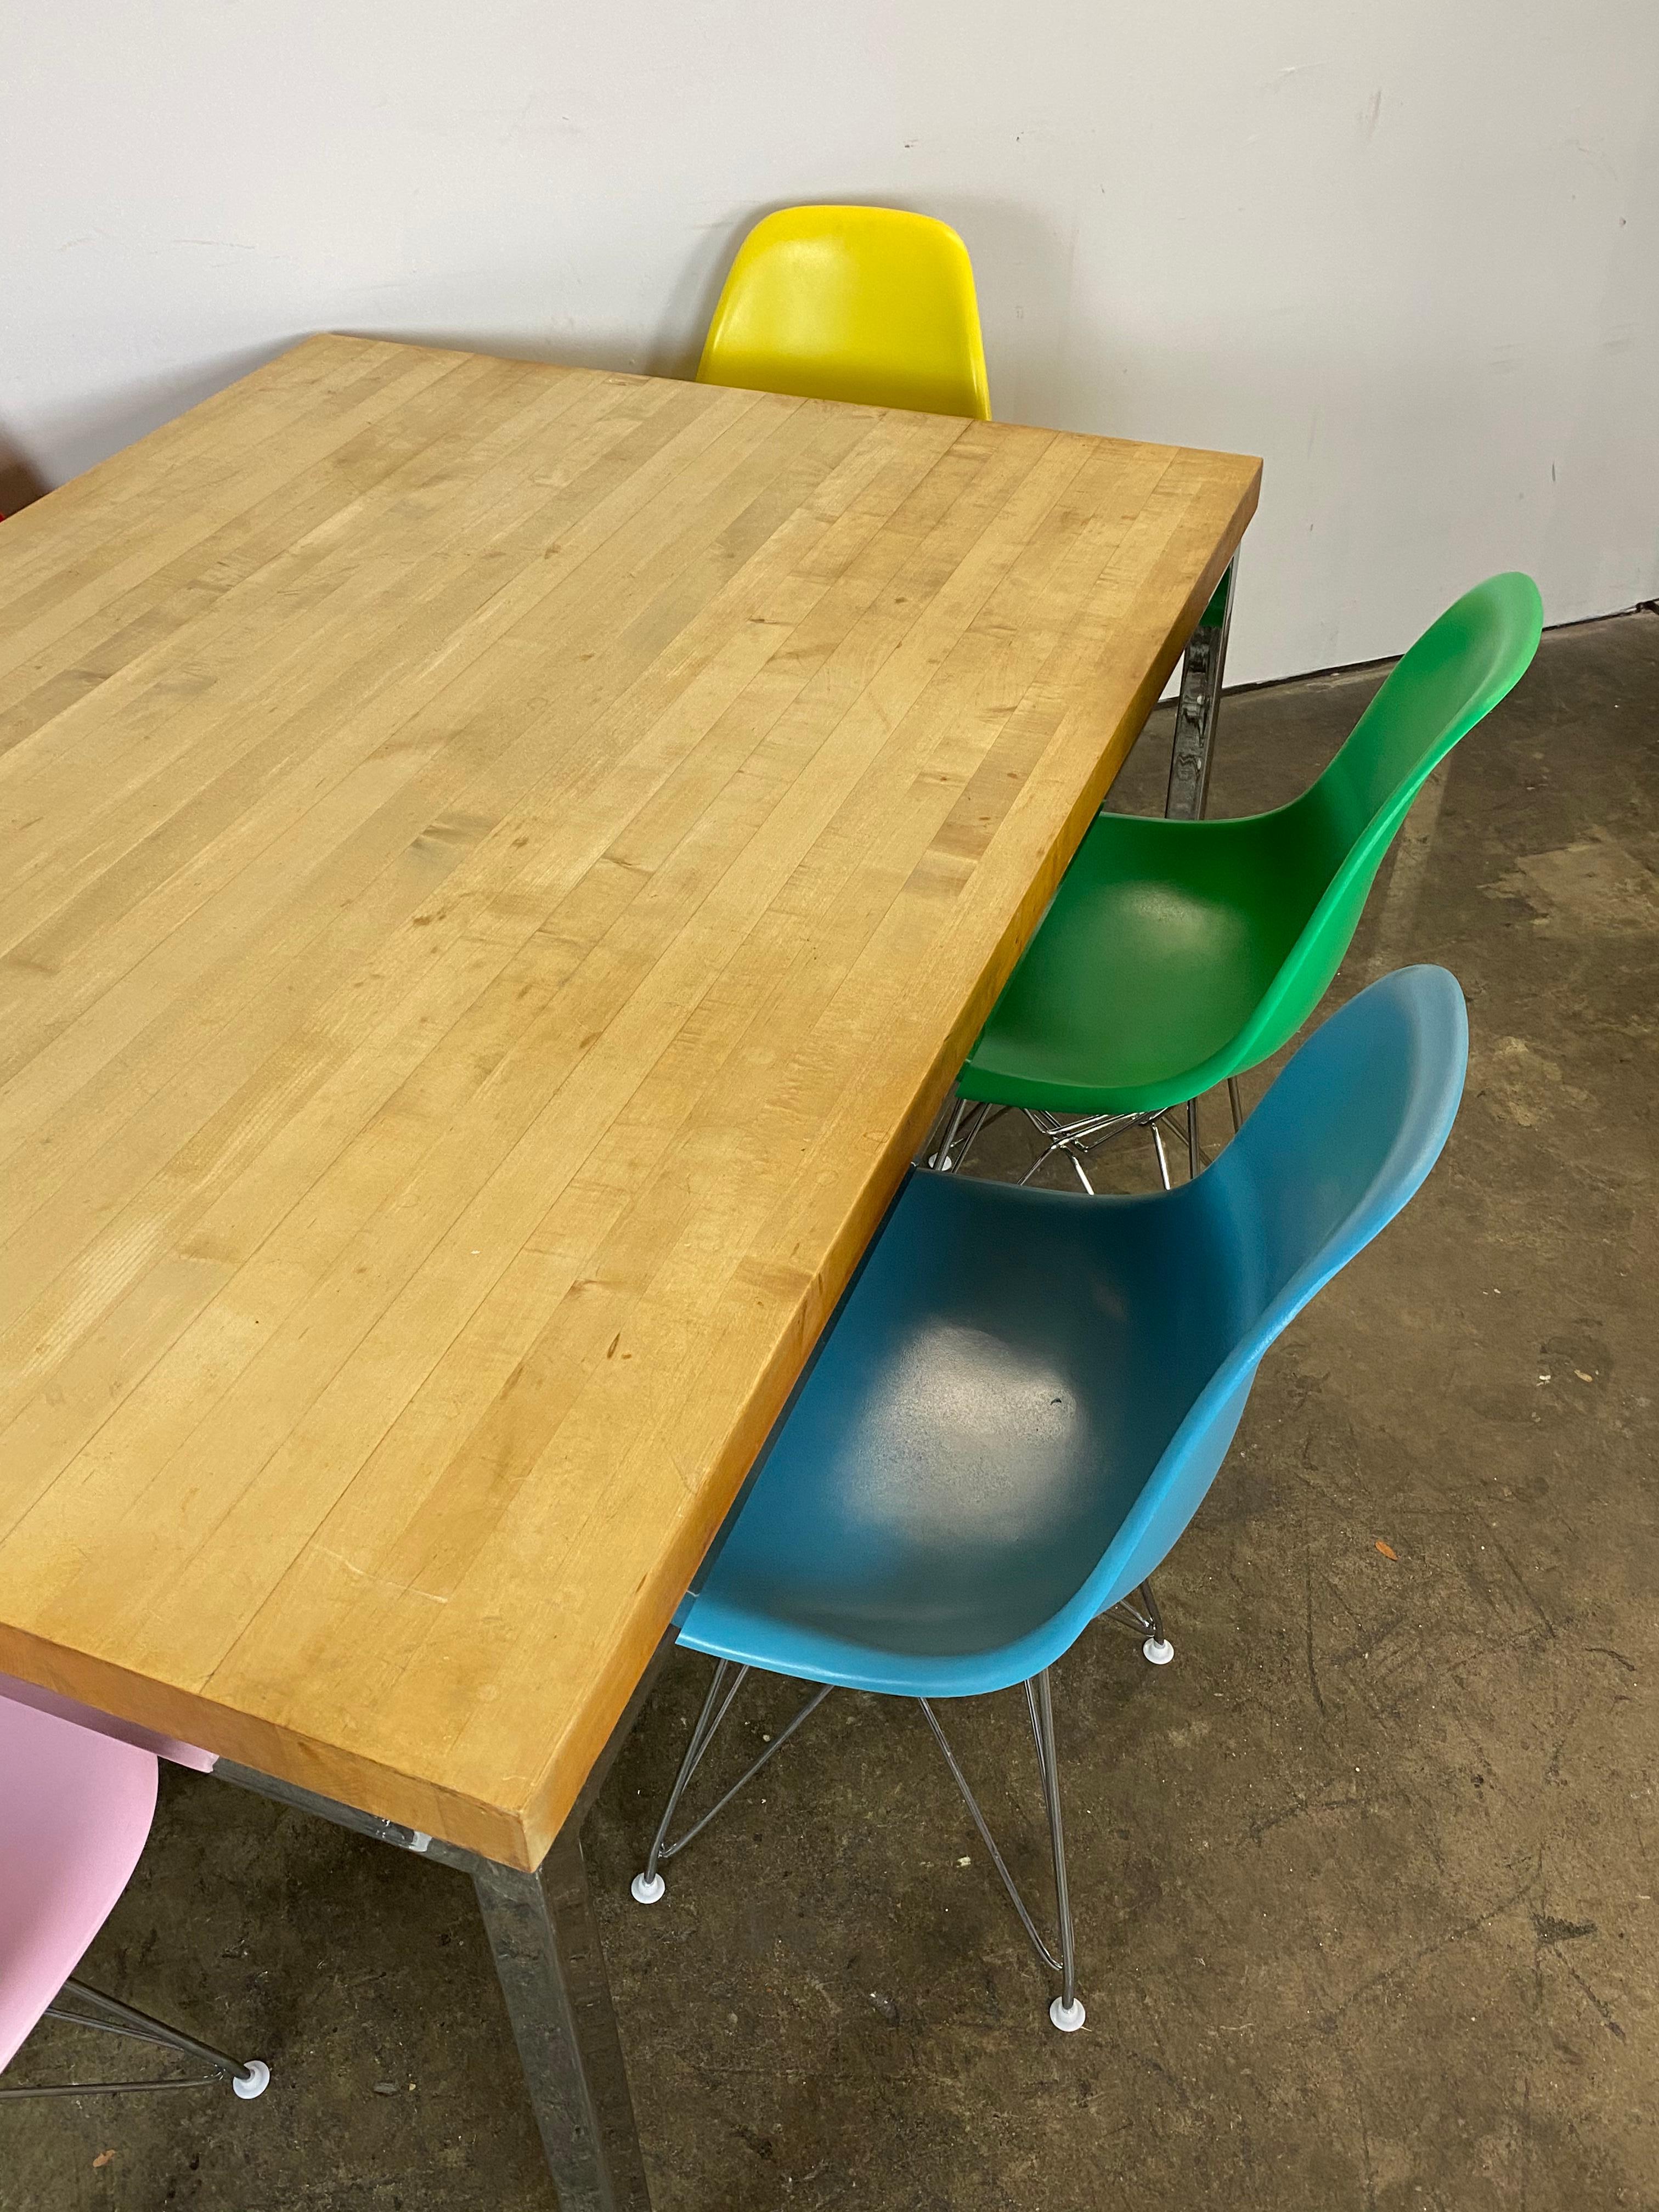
xmin=1226 ymin=573 xmax=1541 ymax=1075
xmin=1076 ymin=966 xmax=1468 ymax=1617
xmin=697 ymin=205 xmax=991 ymax=420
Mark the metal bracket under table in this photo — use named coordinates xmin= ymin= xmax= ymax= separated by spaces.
xmin=215 ymin=1635 xmax=675 ymax=2211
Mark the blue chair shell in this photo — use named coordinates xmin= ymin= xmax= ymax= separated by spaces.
xmin=676 ymin=966 xmax=1469 ymax=1699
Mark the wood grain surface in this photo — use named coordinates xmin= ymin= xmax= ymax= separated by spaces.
xmin=0 ymin=335 xmax=1259 ymax=1864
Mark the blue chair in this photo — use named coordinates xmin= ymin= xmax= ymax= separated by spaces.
xmin=631 ymin=968 xmax=1469 ymax=2030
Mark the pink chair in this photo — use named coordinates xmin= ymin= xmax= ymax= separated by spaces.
xmin=0 ymin=1691 xmax=269 ymax=2100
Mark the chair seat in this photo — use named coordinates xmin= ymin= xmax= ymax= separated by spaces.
xmin=0 ymin=1694 xmax=157 ymax=2073
xmin=679 ymin=1167 xmax=1235 ymax=1698
xmin=958 ymin=809 xmax=1323 ymax=1116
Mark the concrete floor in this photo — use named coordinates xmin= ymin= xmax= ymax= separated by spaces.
xmin=4 ymin=610 xmax=1656 ymax=2212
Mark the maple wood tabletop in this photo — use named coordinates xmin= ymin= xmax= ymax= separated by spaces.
xmin=0 ymin=335 xmax=1259 ymax=1866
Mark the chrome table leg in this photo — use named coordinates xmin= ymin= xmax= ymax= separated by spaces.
xmin=1164 ymin=555 xmax=1238 ymax=823
xmin=474 ymin=1836 xmax=651 ymax=2211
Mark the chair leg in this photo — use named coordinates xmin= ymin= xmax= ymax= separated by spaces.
xmin=1030 ymin=1672 xmax=1084 ymax=2031
xmin=1014 ymin=1110 xmax=1163 ymax=1193
xmin=1137 ymin=1576 xmax=1175 ymax=1666
xmin=918 ymin=1680 xmax=1085 ymax=2032
xmin=950 ymin=1102 xmax=998 ymax=1175
xmin=917 ymin=1699 xmax=1062 ymax=1975
xmin=1017 ymin=1127 xmax=1083 ymax=1189
xmin=1227 ymin=1076 xmax=1244 ymax=1135
xmin=1186 ymin=1097 xmax=1202 ymax=1181
xmin=631 ymin=1658 xmax=744 ymax=1901
xmin=631 ymin=1661 xmax=831 ymax=1903
xmin=0 ymin=1979 xmax=269 ymax=2101
xmin=1098 ymin=1576 xmax=1174 ymax=1665
xmin=927 ymin=1098 xmax=1001 ymax=1175
xmin=1149 ymin=1119 xmax=1172 ymax=1190
xmin=926 ymin=1096 xmax=971 ymax=1172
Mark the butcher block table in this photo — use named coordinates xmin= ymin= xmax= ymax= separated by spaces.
xmin=0 ymin=334 xmax=1259 ymax=2204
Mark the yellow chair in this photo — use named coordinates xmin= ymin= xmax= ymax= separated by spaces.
xmin=697 ymin=205 xmax=991 ymax=420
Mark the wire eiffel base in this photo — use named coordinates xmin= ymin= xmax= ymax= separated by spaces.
xmin=632 ymin=1660 xmax=1085 ymax=2029
xmin=0 ymin=1978 xmax=269 ymax=2101
xmin=922 ymin=1082 xmax=1244 ymax=1194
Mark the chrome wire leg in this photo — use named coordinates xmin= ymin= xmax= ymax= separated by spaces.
xmin=1149 ymin=1119 xmax=1172 ymax=1190
xmin=1017 ymin=1144 xmax=1058 ymax=1188
xmin=1138 ymin=1576 xmax=1167 ymax=1645
xmin=0 ymin=1979 xmax=269 ymax=2101
xmin=929 ymin=1100 xmax=999 ymax=1176
xmin=1100 ymin=1577 xmax=1174 ymax=1666
xmin=1018 ymin=1109 xmax=1182 ymax=1194
xmin=951 ymin=1102 xmax=997 ymax=1176
xmin=632 ymin=1658 xmax=746 ymax=1901
xmin=1031 ymin=1673 xmax=1083 ymax=2030
xmin=1227 ymin=1076 xmax=1244 ymax=1134
xmin=1186 ymin=1097 xmax=1201 ymax=1181
xmin=1018 ymin=1133 xmax=1092 ymax=1192
xmin=927 ymin=1096 xmax=972 ymax=1172
xmin=917 ymin=1700 xmax=1061 ymax=1973
xmin=918 ymin=1680 xmax=1085 ymax=2032
xmin=632 ymin=1662 xmax=832 ymax=1903
xmin=1137 ymin=1576 xmax=1174 ymax=1664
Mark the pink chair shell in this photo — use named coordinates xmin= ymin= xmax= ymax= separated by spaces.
xmin=0 ymin=1694 xmax=158 ymax=2073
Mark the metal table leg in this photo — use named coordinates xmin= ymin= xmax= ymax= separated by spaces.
xmin=473 ymin=1832 xmax=650 ymax=2210
xmin=1165 ymin=554 xmax=1238 ymax=822
xmin=215 ymin=1635 xmax=674 ymax=2209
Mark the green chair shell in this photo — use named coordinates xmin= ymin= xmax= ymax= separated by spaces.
xmin=958 ymin=572 xmax=1543 ymax=1119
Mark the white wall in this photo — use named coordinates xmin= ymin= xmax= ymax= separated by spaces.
xmin=4 ymin=1 xmax=1655 ymax=682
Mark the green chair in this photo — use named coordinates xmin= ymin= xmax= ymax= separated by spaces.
xmin=940 ymin=573 xmax=1542 ymax=1188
